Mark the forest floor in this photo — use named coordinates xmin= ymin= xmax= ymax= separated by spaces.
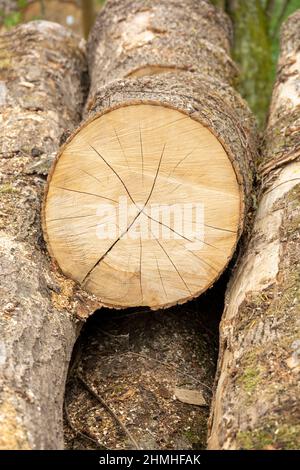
xmin=63 ymin=278 xmax=226 ymax=450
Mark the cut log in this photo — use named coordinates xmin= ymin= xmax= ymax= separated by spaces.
xmin=208 ymin=11 xmax=300 ymax=450
xmin=43 ymin=0 xmax=257 ymax=310
xmin=0 ymin=21 xmax=97 ymax=450
xmin=64 ymin=302 xmax=218 ymax=450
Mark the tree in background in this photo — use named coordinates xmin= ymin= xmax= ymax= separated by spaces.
xmin=212 ymin=0 xmax=300 ymax=127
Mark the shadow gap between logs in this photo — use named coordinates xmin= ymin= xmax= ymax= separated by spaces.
xmin=63 ymin=270 xmax=229 ymax=450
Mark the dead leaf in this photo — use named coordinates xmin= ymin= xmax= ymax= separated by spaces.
xmin=174 ymin=387 xmax=207 ymax=406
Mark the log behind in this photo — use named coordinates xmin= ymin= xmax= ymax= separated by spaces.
xmin=208 ymin=11 xmax=300 ymax=450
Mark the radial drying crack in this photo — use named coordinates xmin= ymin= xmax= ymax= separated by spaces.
xmin=143 ymin=143 xmax=166 ymax=206
xmin=48 ymin=213 xmax=96 ymax=222
xmin=79 ymin=168 xmax=108 ymax=188
xmin=188 ymin=248 xmax=219 ymax=274
xmin=139 ymin=235 xmax=144 ymax=302
xmin=80 ymin=139 xmax=224 ymax=286
xmin=167 ymin=149 xmax=195 ymax=178
xmin=143 ymin=212 xmax=220 ymax=250
xmin=81 ymin=208 xmax=141 ymax=284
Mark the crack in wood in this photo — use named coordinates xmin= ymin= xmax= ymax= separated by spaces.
xmin=167 ymin=149 xmax=195 ymax=179
xmin=79 ymin=137 xmax=225 ymax=291
xmin=54 ymin=186 xmax=118 ymax=204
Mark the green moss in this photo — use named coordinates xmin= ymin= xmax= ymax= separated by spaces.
xmin=237 ymin=424 xmax=300 ymax=450
xmin=183 ymin=416 xmax=208 ymax=450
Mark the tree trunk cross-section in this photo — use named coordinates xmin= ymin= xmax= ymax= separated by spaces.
xmin=208 ymin=11 xmax=300 ymax=450
xmin=43 ymin=0 xmax=257 ymax=310
xmin=0 ymin=21 xmax=97 ymax=450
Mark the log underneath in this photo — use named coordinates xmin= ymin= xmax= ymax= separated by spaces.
xmin=208 ymin=12 xmax=300 ymax=450
xmin=43 ymin=0 xmax=257 ymax=310
xmin=0 ymin=21 xmax=95 ymax=450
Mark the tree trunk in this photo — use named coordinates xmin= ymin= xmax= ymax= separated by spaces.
xmin=42 ymin=0 xmax=257 ymax=310
xmin=208 ymin=11 xmax=300 ymax=450
xmin=222 ymin=0 xmax=273 ymax=127
xmin=0 ymin=21 xmax=97 ymax=450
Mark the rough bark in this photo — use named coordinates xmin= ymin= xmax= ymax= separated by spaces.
xmin=43 ymin=0 xmax=257 ymax=310
xmin=208 ymin=11 xmax=300 ymax=450
xmin=85 ymin=72 xmax=257 ymax=213
xmin=0 ymin=21 xmax=97 ymax=450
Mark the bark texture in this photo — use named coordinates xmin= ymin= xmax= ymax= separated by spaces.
xmin=0 ymin=21 xmax=97 ymax=450
xmin=64 ymin=296 xmax=220 ymax=450
xmin=208 ymin=11 xmax=300 ymax=450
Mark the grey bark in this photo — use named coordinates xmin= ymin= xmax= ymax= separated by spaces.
xmin=0 ymin=21 xmax=96 ymax=450
xmin=87 ymin=0 xmax=236 ymax=92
